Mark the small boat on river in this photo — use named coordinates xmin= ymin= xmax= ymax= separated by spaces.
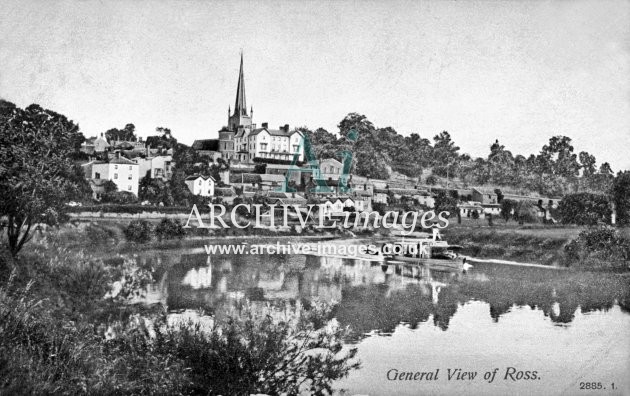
xmin=381 ymin=229 xmax=471 ymax=273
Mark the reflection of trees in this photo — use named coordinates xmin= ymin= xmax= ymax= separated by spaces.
xmin=333 ymin=284 xmax=435 ymax=342
xmin=335 ymin=264 xmax=630 ymax=341
xmin=144 ymin=251 xmax=630 ymax=341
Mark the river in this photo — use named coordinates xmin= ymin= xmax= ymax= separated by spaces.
xmin=130 ymin=242 xmax=630 ymax=395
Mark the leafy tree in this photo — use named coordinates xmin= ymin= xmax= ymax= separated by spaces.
xmin=105 ymin=123 xmax=137 ymax=142
xmin=146 ymin=127 xmax=177 ymax=150
xmin=337 ymin=113 xmax=390 ymax=179
xmin=599 ymin=162 xmax=613 ymax=175
xmin=500 ymin=199 xmax=517 ymax=222
xmin=579 ymin=151 xmax=597 ymax=176
xmin=611 ymin=171 xmax=630 ymax=225
xmin=0 ymin=100 xmax=89 ymax=256
xmin=139 ymin=171 xmax=171 ymax=203
xmin=557 ymin=193 xmax=611 ymax=226
xmin=433 ymin=191 xmax=458 ymax=218
xmin=432 ymin=131 xmax=460 ymax=167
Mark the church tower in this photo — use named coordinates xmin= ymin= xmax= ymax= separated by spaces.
xmin=227 ymin=53 xmax=253 ymax=131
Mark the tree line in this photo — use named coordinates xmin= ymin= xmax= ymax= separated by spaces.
xmin=301 ymin=113 xmax=616 ymax=197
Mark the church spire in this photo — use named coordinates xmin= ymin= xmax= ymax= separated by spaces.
xmin=233 ymin=52 xmax=247 ymax=116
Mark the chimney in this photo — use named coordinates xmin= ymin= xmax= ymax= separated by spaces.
xmin=284 ymin=124 xmax=289 ymax=132
xmin=262 ymin=122 xmax=268 ymax=128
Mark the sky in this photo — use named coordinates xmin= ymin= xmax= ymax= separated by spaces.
xmin=1 ymin=0 xmax=629 ymax=171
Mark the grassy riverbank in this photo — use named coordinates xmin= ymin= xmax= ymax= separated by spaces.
xmin=445 ymin=223 xmax=630 ymax=270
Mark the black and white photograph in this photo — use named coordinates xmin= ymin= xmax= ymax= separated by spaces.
xmin=1 ymin=1 xmax=629 ymax=395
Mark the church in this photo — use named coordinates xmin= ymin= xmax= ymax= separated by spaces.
xmin=193 ymin=54 xmax=305 ymax=164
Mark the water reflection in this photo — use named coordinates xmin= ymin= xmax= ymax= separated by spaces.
xmin=138 ymin=250 xmax=630 ymax=341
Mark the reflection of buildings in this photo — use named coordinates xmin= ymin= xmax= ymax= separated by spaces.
xmin=137 ymin=250 xmax=628 ymax=341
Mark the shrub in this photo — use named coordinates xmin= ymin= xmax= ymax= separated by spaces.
xmin=101 ymin=190 xmax=138 ymax=204
xmin=162 ymin=301 xmax=359 ymax=395
xmin=123 ymin=220 xmax=152 ymax=243
xmin=155 ymin=218 xmax=185 ymax=241
xmin=563 ymin=227 xmax=630 ymax=269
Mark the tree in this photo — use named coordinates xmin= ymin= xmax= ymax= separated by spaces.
xmin=611 ymin=171 xmax=630 ymax=225
xmin=425 ymin=175 xmax=437 ymax=185
xmin=433 ymin=191 xmax=458 ymax=218
xmin=0 ymin=100 xmax=89 ymax=257
xmin=146 ymin=127 xmax=177 ymax=150
xmin=579 ymin=151 xmax=597 ymax=177
xmin=500 ymin=199 xmax=517 ymax=222
xmin=337 ymin=113 xmax=391 ymax=179
xmin=432 ymin=131 xmax=460 ymax=166
xmin=104 ymin=123 xmax=137 ymax=142
xmin=600 ymin=162 xmax=613 ymax=176
xmin=557 ymin=193 xmax=611 ymax=226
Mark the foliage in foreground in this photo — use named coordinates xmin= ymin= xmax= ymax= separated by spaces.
xmin=564 ymin=227 xmax=630 ymax=270
xmin=0 ymin=246 xmax=359 ymax=395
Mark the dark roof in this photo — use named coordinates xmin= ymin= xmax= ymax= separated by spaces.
xmin=230 ymin=173 xmax=262 ymax=184
xmin=192 ymin=139 xmax=220 ymax=151
xmin=250 ymin=127 xmax=302 ymax=137
xmin=107 ymin=157 xmax=138 ymax=165
xmin=185 ymin=175 xmax=215 ymax=181
xmin=260 ymin=174 xmax=286 ymax=183
xmin=215 ymin=187 xmax=236 ymax=197
xmin=389 ymin=188 xmax=421 ymax=195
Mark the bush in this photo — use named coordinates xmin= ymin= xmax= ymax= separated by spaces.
xmin=563 ymin=227 xmax=630 ymax=269
xmin=162 ymin=302 xmax=359 ymax=395
xmin=155 ymin=218 xmax=185 ymax=241
xmin=123 ymin=220 xmax=152 ymax=243
xmin=101 ymin=190 xmax=138 ymax=204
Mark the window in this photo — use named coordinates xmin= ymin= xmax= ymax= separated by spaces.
xmin=95 ymin=172 xmax=100 ymax=179
xmin=114 ymin=173 xmax=118 ymax=179
xmin=128 ymin=174 xmax=132 ymax=180
xmin=127 ymin=185 xmax=132 ymax=191
xmin=114 ymin=165 xmax=118 ymax=170
xmin=129 ymin=166 xmax=132 ymax=171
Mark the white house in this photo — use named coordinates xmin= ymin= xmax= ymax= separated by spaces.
xmin=319 ymin=158 xmax=344 ymax=180
xmin=233 ymin=124 xmax=304 ymax=163
xmin=135 ymin=155 xmax=173 ymax=180
xmin=80 ymin=133 xmax=110 ymax=154
xmin=91 ymin=157 xmax=140 ymax=196
xmin=185 ymin=175 xmax=215 ymax=197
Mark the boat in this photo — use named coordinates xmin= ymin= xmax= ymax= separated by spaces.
xmin=381 ymin=228 xmax=471 ymax=272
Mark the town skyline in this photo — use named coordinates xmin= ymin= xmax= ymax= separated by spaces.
xmin=1 ymin=0 xmax=628 ymax=170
